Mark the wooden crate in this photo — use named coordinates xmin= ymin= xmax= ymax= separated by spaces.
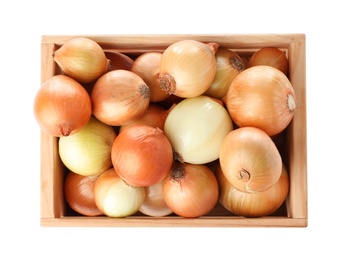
xmin=40 ymin=34 xmax=307 ymax=227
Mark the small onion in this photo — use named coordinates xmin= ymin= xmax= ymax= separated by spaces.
xmin=111 ymin=125 xmax=173 ymax=187
xmin=224 ymin=65 xmax=297 ymax=136
xmin=33 ymin=74 xmax=92 ymax=137
xmin=163 ymin=163 xmax=219 ymax=218
xmin=164 ymin=95 xmax=233 ymax=164
xmin=132 ymin=52 xmax=170 ymax=102
xmin=54 ymin=37 xmax=109 ymax=83
xmin=204 ymin=48 xmax=245 ymax=99
xmin=94 ymin=168 xmax=145 ymax=218
xmin=158 ymin=40 xmax=218 ymax=98
xmin=59 ymin=117 xmax=116 ymax=176
xmin=248 ymin=47 xmax=289 ymax=75
xmin=64 ymin=171 xmax=103 ymax=216
xmin=216 ymin=163 xmax=289 ymax=217
xmin=91 ymin=69 xmax=150 ymax=126
xmin=139 ymin=180 xmax=173 ymax=217
xmin=219 ymin=127 xmax=282 ymax=193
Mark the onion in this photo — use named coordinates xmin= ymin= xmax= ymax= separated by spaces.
xmin=59 ymin=117 xmax=116 ymax=176
xmin=224 ymin=65 xmax=296 ymax=136
xmin=158 ymin=40 xmax=218 ymax=98
xmin=91 ymin=69 xmax=150 ymax=126
xmin=104 ymin=50 xmax=134 ymax=71
xmin=64 ymin=171 xmax=103 ymax=216
xmin=248 ymin=47 xmax=289 ymax=75
xmin=33 ymin=74 xmax=92 ymax=137
xmin=53 ymin=37 xmax=109 ymax=84
xmin=132 ymin=52 xmax=170 ymax=102
xmin=219 ymin=127 xmax=282 ymax=193
xmin=204 ymin=48 xmax=245 ymax=99
xmin=216 ymin=163 xmax=289 ymax=217
xmin=111 ymin=125 xmax=173 ymax=187
xmin=163 ymin=163 xmax=219 ymax=218
xmin=139 ymin=180 xmax=173 ymax=217
xmin=164 ymin=95 xmax=233 ymax=164
xmin=94 ymin=168 xmax=145 ymax=218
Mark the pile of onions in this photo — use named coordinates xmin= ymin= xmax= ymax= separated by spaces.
xmin=224 ymin=65 xmax=296 ymax=136
xmin=33 ymin=74 xmax=92 ymax=137
xmin=164 ymin=95 xmax=233 ymax=164
xmin=163 ymin=163 xmax=219 ymax=218
xmin=91 ymin=69 xmax=150 ymax=126
xmin=94 ymin=168 xmax=145 ymax=218
xmin=216 ymin=163 xmax=289 ymax=217
xmin=54 ymin=37 xmax=109 ymax=84
xmin=219 ymin=127 xmax=282 ymax=193
xmin=111 ymin=125 xmax=173 ymax=187
xmin=64 ymin=171 xmax=103 ymax=216
xmin=59 ymin=117 xmax=116 ymax=176
xmin=158 ymin=40 xmax=218 ymax=98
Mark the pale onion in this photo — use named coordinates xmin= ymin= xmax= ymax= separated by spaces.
xmin=54 ymin=37 xmax=109 ymax=83
xmin=33 ymin=74 xmax=92 ymax=137
xmin=224 ymin=65 xmax=297 ymax=136
xmin=64 ymin=171 xmax=103 ymax=216
xmin=91 ymin=69 xmax=150 ymax=126
xmin=94 ymin=168 xmax=145 ymax=218
xmin=59 ymin=117 xmax=116 ymax=176
xmin=139 ymin=179 xmax=173 ymax=217
xmin=111 ymin=125 xmax=173 ymax=187
xmin=104 ymin=50 xmax=134 ymax=71
xmin=216 ymin=163 xmax=289 ymax=217
xmin=132 ymin=52 xmax=170 ymax=102
xmin=158 ymin=40 xmax=218 ymax=98
xmin=119 ymin=104 xmax=171 ymax=133
xmin=163 ymin=163 xmax=219 ymax=218
xmin=204 ymin=48 xmax=245 ymax=99
xmin=164 ymin=95 xmax=233 ymax=164
xmin=248 ymin=47 xmax=289 ymax=75
xmin=219 ymin=127 xmax=282 ymax=193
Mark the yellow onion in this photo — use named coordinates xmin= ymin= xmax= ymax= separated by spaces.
xmin=54 ymin=37 xmax=109 ymax=83
xmin=59 ymin=117 xmax=116 ymax=176
xmin=158 ymin=40 xmax=218 ymax=98
xmin=33 ymin=74 xmax=92 ymax=137
xmin=219 ymin=127 xmax=282 ymax=193
xmin=94 ymin=168 xmax=145 ymax=218
xmin=111 ymin=125 xmax=173 ymax=187
xmin=91 ymin=70 xmax=150 ymax=126
xmin=216 ymin=163 xmax=289 ymax=217
xmin=204 ymin=48 xmax=245 ymax=99
xmin=224 ymin=65 xmax=296 ymax=136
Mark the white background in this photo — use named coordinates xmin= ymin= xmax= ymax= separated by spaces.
xmin=0 ymin=1 xmax=336 ymax=259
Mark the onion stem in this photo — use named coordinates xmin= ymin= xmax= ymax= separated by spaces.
xmin=158 ymin=73 xmax=176 ymax=94
xmin=238 ymin=169 xmax=250 ymax=182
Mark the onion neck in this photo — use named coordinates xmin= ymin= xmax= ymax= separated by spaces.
xmin=238 ymin=169 xmax=250 ymax=182
xmin=158 ymin=73 xmax=176 ymax=95
xmin=206 ymin=42 xmax=219 ymax=55
xmin=170 ymin=164 xmax=185 ymax=181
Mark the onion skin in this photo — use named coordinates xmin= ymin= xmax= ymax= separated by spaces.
xmin=224 ymin=65 xmax=296 ymax=136
xmin=163 ymin=163 xmax=219 ymax=218
xmin=219 ymin=127 xmax=282 ymax=193
xmin=216 ymin=163 xmax=289 ymax=217
xmin=91 ymin=70 xmax=150 ymax=126
xmin=54 ymin=37 xmax=109 ymax=84
xmin=104 ymin=50 xmax=134 ymax=71
xmin=111 ymin=125 xmax=173 ymax=187
xmin=64 ymin=171 xmax=103 ymax=216
xmin=33 ymin=74 xmax=92 ymax=137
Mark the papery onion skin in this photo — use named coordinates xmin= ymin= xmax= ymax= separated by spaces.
xmin=163 ymin=163 xmax=219 ymax=218
xmin=219 ymin=127 xmax=282 ymax=193
xmin=158 ymin=40 xmax=218 ymax=98
xmin=64 ymin=171 xmax=103 ymax=216
xmin=224 ymin=65 xmax=296 ymax=136
xmin=59 ymin=117 xmax=116 ymax=176
xmin=33 ymin=74 xmax=92 ymax=137
xmin=54 ymin=37 xmax=109 ymax=84
xmin=91 ymin=69 xmax=150 ymax=126
xmin=94 ymin=168 xmax=145 ymax=218
xmin=216 ymin=163 xmax=289 ymax=217
xmin=104 ymin=50 xmax=134 ymax=71
xmin=164 ymin=95 xmax=233 ymax=164
xmin=111 ymin=125 xmax=173 ymax=187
